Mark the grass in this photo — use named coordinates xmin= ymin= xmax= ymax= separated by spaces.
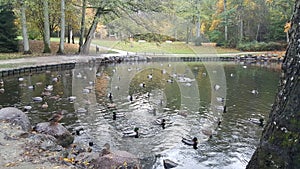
xmin=0 ymin=38 xmax=284 ymax=60
xmin=92 ymin=39 xmax=241 ymax=54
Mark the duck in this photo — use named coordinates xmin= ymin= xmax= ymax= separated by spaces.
xmin=0 ymin=79 xmax=4 ymax=86
xmin=18 ymin=77 xmax=24 ymax=82
xmin=108 ymin=92 xmax=113 ymax=101
xmin=41 ymin=102 xmax=48 ymax=109
xmin=214 ymin=84 xmax=220 ymax=91
xmin=147 ymin=74 xmax=153 ymax=80
xmin=32 ymin=96 xmax=43 ymax=102
xmin=112 ymin=111 xmax=125 ymax=120
xmin=28 ymin=85 xmax=35 ymax=90
xmin=182 ymin=137 xmax=198 ymax=149
xmin=123 ymin=127 xmax=139 ymax=138
xmin=155 ymin=118 xmax=173 ymax=129
xmin=128 ymin=95 xmax=133 ymax=102
xmin=202 ymin=129 xmax=213 ymax=139
xmin=23 ymin=105 xmax=32 ymax=112
xmin=251 ymin=89 xmax=259 ymax=95
xmin=48 ymin=111 xmax=64 ymax=125
xmin=0 ymin=88 xmax=4 ymax=93
xmin=250 ymin=118 xmax=264 ymax=127
xmin=163 ymin=159 xmax=179 ymax=169
xmin=68 ymin=96 xmax=77 ymax=102
xmin=44 ymin=85 xmax=53 ymax=92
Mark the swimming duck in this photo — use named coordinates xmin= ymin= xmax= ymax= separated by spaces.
xmin=128 ymin=95 xmax=133 ymax=102
xmin=251 ymin=89 xmax=259 ymax=95
xmin=214 ymin=84 xmax=220 ymax=91
xmin=123 ymin=127 xmax=139 ymax=138
xmin=68 ymin=96 xmax=77 ymax=102
xmin=250 ymin=118 xmax=264 ymax=127
xmin=182 ymin=137 xmax=198 ymax=149
xmin=41 ymin=102 xmax=48 ymax=109
xmin=112 ymin=111 xmax=125 ymax=120
xmin=0 ymin=79 xmax=4 ymax=86
xmin=202 ymin=129 xmax=213 ymax=139
xmin=163 ymin=159 xmax=179 ymax=169
xmin=48 ymin=111 xmax=64 ymax=125
xmin=155 ymin=118 xmax=173 ymax=129
xmin=23 ymin=105 xmax=32 ymax=112
xmin=0 ymin=88 xmax=4 ymax=93
xmin=28 ymin=85 xmax=35 ymax=90
xmin=108 ymin=92 xmax=113 ymax=101
xmin=44 ymin=85 xmax=53 ymax=92
xmin=32 ymin=96 xmax=43 ymax=102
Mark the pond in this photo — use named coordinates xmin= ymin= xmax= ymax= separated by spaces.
xmin=0 ymin=60 xmax=281 ymax=169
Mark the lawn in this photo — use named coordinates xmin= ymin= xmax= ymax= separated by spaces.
xmin=92 ymin=39 xmax=241 ymax=54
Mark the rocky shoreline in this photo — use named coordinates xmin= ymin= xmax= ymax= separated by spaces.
xmin=0 ymin=107 xmax=141 ymax=169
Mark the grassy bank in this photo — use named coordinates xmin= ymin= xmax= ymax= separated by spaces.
xmin=92 ymin=39 xmax=241 ymax=54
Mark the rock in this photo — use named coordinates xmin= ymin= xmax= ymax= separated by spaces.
xmin=35 ymin=122 xmax=74 ymax=147
xmin=91 ymin=144 xmax=141 ymax=169
xmin=29 ymin=133 xmax=63 ymax=151
xmin=0 ymin=107 xmax=31 ymax=131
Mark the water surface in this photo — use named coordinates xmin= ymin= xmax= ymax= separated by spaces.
xmin=0 ymin=61 xmax=281 ymax=169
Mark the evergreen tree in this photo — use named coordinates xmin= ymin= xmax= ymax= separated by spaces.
xmin=0 ymin=3 xmax=18 ymax=53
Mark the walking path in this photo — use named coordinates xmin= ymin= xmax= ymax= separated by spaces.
xmin=0 ymin=45 xmax=279 ymax=71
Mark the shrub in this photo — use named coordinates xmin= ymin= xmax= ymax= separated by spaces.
xmin=237 ymin=41 xmax=286 ymax=51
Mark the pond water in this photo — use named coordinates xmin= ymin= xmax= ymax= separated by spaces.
xmin=0 ymin=60 xmax=281 ymax=169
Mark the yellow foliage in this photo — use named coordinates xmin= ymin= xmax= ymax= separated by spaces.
xmin=209 ymin=19 xmax=221 ymax=31
xmin=201 ymin=23 xmax=206 ymax=33
xmin=216 ymin=0 xmax=224 ymax=13
xmin=284 ymin=22 xmax=291 ymax=33
xmin=265 ymin=0 xmax=273 ymax=4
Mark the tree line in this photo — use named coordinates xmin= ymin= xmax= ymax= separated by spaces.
xmin=0 ymin=0 xmax=294 ymax=54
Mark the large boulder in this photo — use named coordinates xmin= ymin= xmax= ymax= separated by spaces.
xmin=35 ymin=122 xmax=74 ymax=147
xmin=0 ymin=107 xmax=31 ymax=131
xmin=91 ymin=148 xmax=141 ymax=169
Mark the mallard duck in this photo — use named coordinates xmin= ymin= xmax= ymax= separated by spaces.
xmin=44 ymin=85 xmax=53 ymax=92
xmin=163 ymin=159 xmax=179 ymax=169
xmin=249 ymin=118 xmax=264 ymax=127
xmin=32 ymin=97 xmax=43 ymax=102
xmin=123 ymin=127 xmax=139 ymax=138
xmin=112 ymin=111 xmax=125 ymax=120
xmin=182 ymin=137 xmax=198 ymax=149
xmin=0 ymin=79 xmax=4 ymax=86
xmin=68 ymin=96 xmax=77 ymax=102
xmin=155 ymin=118 xmax=173 ymax=129
xmin=23 ymin=105 xmax=32 ymax=112
xmin=48 ymin=111 xmax=64 ymax=125
xmin=108 ymin=92 xmax=113 ymax=101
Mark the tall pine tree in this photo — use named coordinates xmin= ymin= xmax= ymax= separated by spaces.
xmin=0 ymin=3 xmax=18 ymax=53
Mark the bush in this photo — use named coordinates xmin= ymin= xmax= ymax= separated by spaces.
xmin=237 ymin=41 xmax=286 ymax=51
xmin=133 ymin=33 xmax=176 ymax=42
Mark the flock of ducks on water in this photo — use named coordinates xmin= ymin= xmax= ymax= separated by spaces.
xmin=0 ymin=64 xmax=265 ymax=169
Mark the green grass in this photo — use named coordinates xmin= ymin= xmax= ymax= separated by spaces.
xmin=92 ymin=39 xmax=241 ymax=54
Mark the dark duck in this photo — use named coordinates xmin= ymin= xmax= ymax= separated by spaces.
xmin=182 ymin=137 xmax=198 ymax=149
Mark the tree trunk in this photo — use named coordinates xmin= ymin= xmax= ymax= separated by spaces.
xmin=247 ymin=1 xmax=300 ymax=168
xmin=20 ymin=0 xmax=31 ymax=54
xmin=43 ymin=0 xmax=51 ymax=53
xmin=224 ymin=0 xmax=228 ymax=41
xmin=57 ymin=0 xmax=65 ymax=54
xmin=79 ymin=8 xmax=101 ymax=55
xmin=78 ymin=0 xmax=86 ymax=53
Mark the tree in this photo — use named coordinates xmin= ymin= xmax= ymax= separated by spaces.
xmin=57 ymin=0 xmax=65 ymax=54
xmin=42 ymin=0 xmax=51 ymax=53
xmin=247 ymin=0 xmax=300 ymax=168
xmin=78 ymin=0 xmax=86 ymax=53
xmin=0 ymin=3 xmax=18 ymax=53
xmin=20 ymin=0 xmax=31 ymax=54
